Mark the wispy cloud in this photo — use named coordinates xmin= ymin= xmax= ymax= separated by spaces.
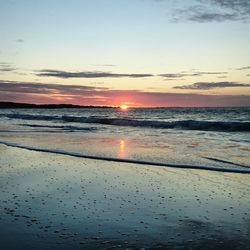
xmin=37 ymin=69 xmax=153 ymax=78
xmin=0 ymin=62 xmax=16 ymax=72
xmin=190 ymin=12 xmax=239 ymax=22
xmin=217 ymin=76 xmax=227 ymax=79
xmin=0 ymin=80 xmax=249 ymax=107
xmin=207 ymin=0 xmax=250 ymax=12
xmin=93 ymin=64 xmax=117 ymax=67
xmin=173 ymin=0 xmax=250 ymax=22
xmin=16 ymin=39 xmax=24 ymax=43
xmin=174 ymin=81 xmax=250 ymax=90
xmin=236 ymin=66 xmax=250 ymax=70
xmin=193 ymin=71 xmax=227 ymax=75
xmin=0 ymin=80 xmax=107 ymax=95
xmin=159 ymin=71 xmax=227 ymax=79
xmin=159 ymin=73 xmax=198 ymax=79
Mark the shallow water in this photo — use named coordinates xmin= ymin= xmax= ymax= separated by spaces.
xmin=0 ymin=107 xmax=249 ymax=170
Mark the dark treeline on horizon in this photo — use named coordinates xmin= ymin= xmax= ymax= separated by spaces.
xmin=0 ymin=102 xmax=116 ymax=109
xmin=0 ymin=102 xmax=248 ymax=109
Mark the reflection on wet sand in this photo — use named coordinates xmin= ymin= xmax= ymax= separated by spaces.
xmin=1 ymin=144 xmax=250 ymax=250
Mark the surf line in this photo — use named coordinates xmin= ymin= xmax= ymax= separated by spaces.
xmin=0 ymin=141 xmax=250 ymax=174
xmin=203 ymin=156 xmax=248 ymax=168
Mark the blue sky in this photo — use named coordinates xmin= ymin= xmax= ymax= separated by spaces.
xmin=0 ymin=0 xmax=250 ymax=106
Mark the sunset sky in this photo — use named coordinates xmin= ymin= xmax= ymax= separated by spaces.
xmin=0 ymin=0 xmax=250 ymax=107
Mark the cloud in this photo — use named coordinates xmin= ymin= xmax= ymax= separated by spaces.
xmin=93 ymin=64 xmax=117 ymax=67
xmin=174 ymin=81 xmax=250 ymax=90
xmin=158 ymin=73 xmax=190 ymax=79
xmin=0 ymin=80 xmax=107 ymax=95
xmin=207 ymin=0 xmax=250 ymax=11
xmin=0 ymin=62 xmax=16 ymax=72
xmin=187 ymin=11 xmax=239 ymax=22
xmin=159 ymin=71 xmax=227 ymax=79
xmin=217 ymin=76 xmax=227 ymax=79
xmin=37 ymin=69 xmax=153 ymax=78
xmin=173 ymin=0 xmax=250 ymax=22
xmin=16 ymin=39 xmax=24 ymax=43
xmin=37 ymin=69 xmax=228 ymax=80
xmin=195 ymin=71 xmax=228 ymax=75
xmin=0 ymin=80 xmax=249 ymax=107
xmin=236 ymin=66 xmax=250 ymax=70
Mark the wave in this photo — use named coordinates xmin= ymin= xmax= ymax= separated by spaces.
xmin=22 ymin=124 xmax=98 ymax=131
xmin=0 ymin=140 xmax=249 ymax=174
xmin=203 ymin=157 xmax=248 ymax=168
xmin=1 ymin=113 xmax=250 ymax=132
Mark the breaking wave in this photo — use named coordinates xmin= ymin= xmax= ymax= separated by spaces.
xmin=1 ymin=113 xmax=250 ymax=132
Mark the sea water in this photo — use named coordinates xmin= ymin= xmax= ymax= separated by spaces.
xmin=0 ymin=107 xmax=249 ymax=171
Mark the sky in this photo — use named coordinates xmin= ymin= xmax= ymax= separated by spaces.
xmin=0 ymin=0 xmax=250 ymax=107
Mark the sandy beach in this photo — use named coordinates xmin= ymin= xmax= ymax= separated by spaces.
xmin=0 ymin=144 xmax=249 ymax=250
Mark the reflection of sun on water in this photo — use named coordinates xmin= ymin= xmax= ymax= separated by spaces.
xmin=118 ymin=139 xmax=126 ymax=158
xmin=120 ymin=139 xmax=125 ymax=150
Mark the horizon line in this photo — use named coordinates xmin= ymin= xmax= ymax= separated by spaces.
xmin=0 ymin=101 xmax=249 ymax=109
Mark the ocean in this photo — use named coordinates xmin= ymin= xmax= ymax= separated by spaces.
xmin=0 ymin=107 xmax=249 ymax=172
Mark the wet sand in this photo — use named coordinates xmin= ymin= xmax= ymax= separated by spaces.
xmin=0 ymin=144 xmax=250 ymax=249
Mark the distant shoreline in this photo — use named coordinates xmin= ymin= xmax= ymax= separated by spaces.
xmin=0 ymin=102 xmax=115 ymax=109
xmin=0 ymin=102 xmax=249 ymax=109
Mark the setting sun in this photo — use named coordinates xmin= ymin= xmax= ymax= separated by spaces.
xmin=120 ymin=105 xmax=128 ymax=110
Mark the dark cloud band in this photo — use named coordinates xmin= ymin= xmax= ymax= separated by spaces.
xmin=159 ymin=71 xmax=227 ymax=79
xmin=174 ymin=81 xmax=250 ymax=90
xmin=37 ymin=70 xmax=153 ymax=79
xmin=0 ymin=80 xmax=107 ymax=95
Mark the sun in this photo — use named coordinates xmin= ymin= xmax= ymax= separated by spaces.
xmin=120 ymin=105 xmax=128 ymax=110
